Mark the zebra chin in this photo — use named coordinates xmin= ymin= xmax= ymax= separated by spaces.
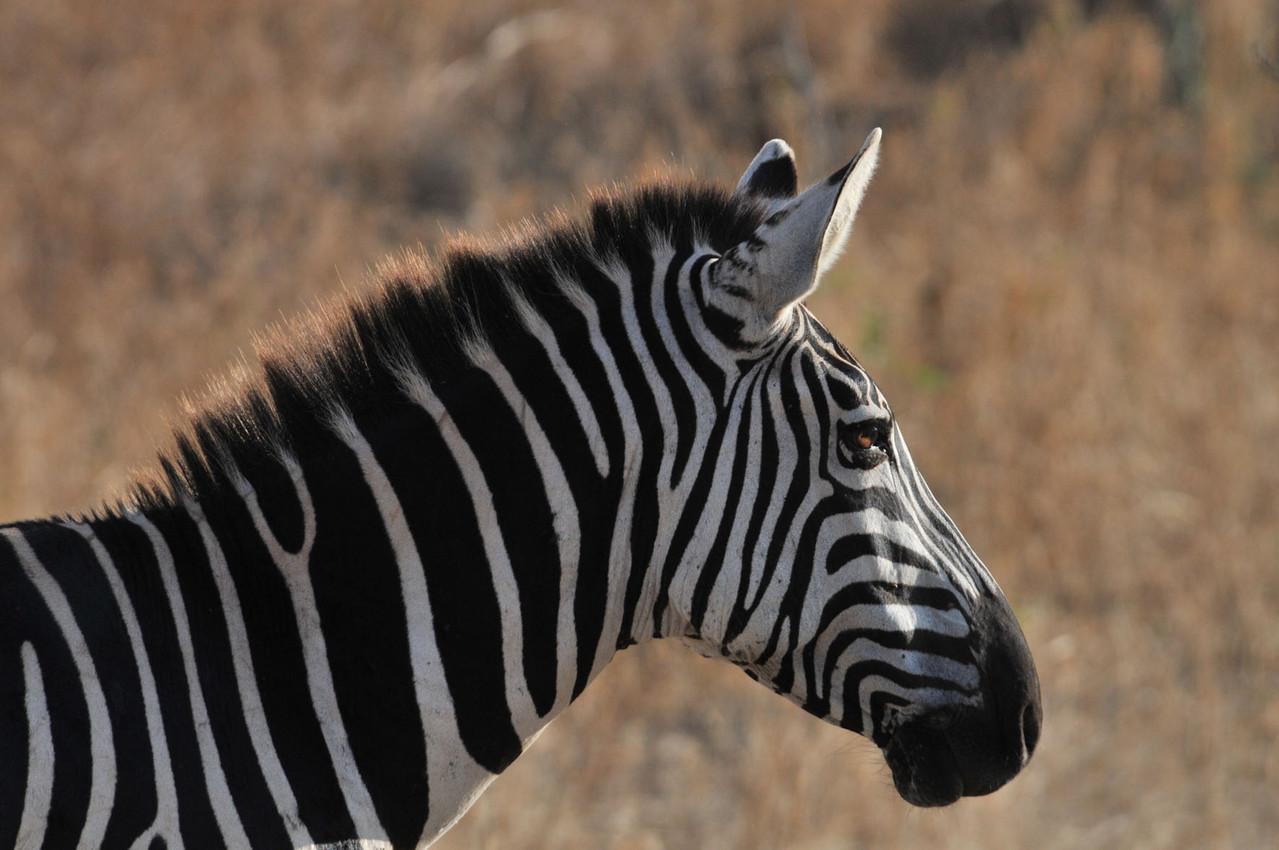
xmin=881 ymin=707 xmax=1025 ymax=807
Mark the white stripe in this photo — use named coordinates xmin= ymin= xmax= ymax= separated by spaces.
xmin=727 ymin=354 xmax=832 ymax=663
xmin=558 ymin=281 xmax=642 ymax=677
xmin=16 ymin=642 xmax=52 ymax=850
xmin=682 ymin=250 xmax=752 ymax=385
xmin=471 ymin=351 xmax=581 ymax=716
xmin=128 ymin=513 xmax=252 ymax=848
xmin=63 ymin=520 xmax=186 ymax=850
xmin=797 ymin=509 xmax=953 ymax=670
xmin=664 ymin=390 xmax=749 ymax=644
xmin=854 ymin=673 xmax=981 ymax=737
xmin=330 ymin=410 xmax=487 ymax=846
xmin=811 ymin=604 xmax=972 ymax=696
xmin=2 ymin=528 xmax=116 ymax=850
xmin=825 ymin=553 xmax=967 ymax=594
xmin=606 ymin=250 xmax=711 ymax=641
xmin=742 ymin=361 xmax=799 ymax=611
xmin=180 ymin=497 xmax=315 ymax=847
xmin=645 ymin=251 xmax=735 ymax=638
xmin=655 ymin=252 xmax=722 ymax=430
xmin=509 ymin=286 xmax=610 ymax=479
xmin=395 ymin=369 xmax=541 ymax=740
xmin=230 ymin=457 xmax=386 ymax=843
xmin=834 ymin=642 xmax=978 ymax=693
xmin=610 ymin=251 xmax=680 ymax=470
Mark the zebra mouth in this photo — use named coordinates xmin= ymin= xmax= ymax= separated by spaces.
xmin=882 ymin=721 xmax=965 ymax=807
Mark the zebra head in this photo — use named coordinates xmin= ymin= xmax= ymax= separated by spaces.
xmin=685 ymin=130 xmax=1042 ymax=806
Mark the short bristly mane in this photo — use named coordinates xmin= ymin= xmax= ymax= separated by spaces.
xmin=127 ymin=178 xmax=767 ymax=514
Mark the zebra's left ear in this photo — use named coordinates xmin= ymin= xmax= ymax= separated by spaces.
xmin=733 ymin=139 xmax=799 ymax=207
xmin=708 ymin=128 xmax=881 ymax=345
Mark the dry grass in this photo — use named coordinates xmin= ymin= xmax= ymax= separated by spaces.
xmin=3 ymin=1 xmax=1278 ymax=847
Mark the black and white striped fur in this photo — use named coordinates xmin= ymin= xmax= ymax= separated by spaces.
xmin=0 ymin=130 xmax=1040 ymax=849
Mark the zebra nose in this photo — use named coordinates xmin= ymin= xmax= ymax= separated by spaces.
xmin=959 ymin=593 xmax=1042 ymax=793
xmin=988 ymin=602 xmax=1041 ymax=764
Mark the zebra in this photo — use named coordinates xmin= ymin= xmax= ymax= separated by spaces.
xmin=0 ymin=128 xmax=1041 ymax=849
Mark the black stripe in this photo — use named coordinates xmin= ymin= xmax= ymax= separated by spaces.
xmin=829 ymin=485 xmax=911 ymax=525
xmin=584 ymin=264 xmax=664 ymax=648
xmin=194 ymin=469 xmax=364 ymax=845
xmin=823 ymin=531 xmax=933 ymax=576
xmin=702 ymin=305 xmax=750 ymax=351
xmin=485 ymin=330 xmax=603 ymax=708
xmin=819 ymin=629 xmax=975 ymax=711
xmin=840 ymin=659 xmax=978 ymax=730
xmin=369 ymin=398 xmax=523 ymax=774
xmin=89 ymin=516 xmax=226 ymax=849
xmin=818 ymin=582 xmax=964 ymax=625
xmin=651 ymin=407 xmax=732 ymax=636
xmin=803 ymin=352 xmax=837 ymax=481
xmin=0 ymin=533 xmax=35 ymax=849
xmin=438 ymin=362 xmax=561 ymax=718
xmin=151 ymin=508 xmax=299 ymax=849
xmin=500 ymin=296 xmax=608 ymax=496
xmin=0 ymin=615 xmax=24 ymax=850
xmin=690 ymin=258 xmax=752 ymax=351
xmin=723 ymin=363 xmax=778 ymax=645
xmin=0 ymin=526 xmax=92 ymax=849
xmin=301 ymin=421 xmax=429 ymax=848
xmin=521 ymin=270 xmax=627 ymax=699
xmin=637 ymin=247 xmax=698 ymax=487
xmin=668 ymin=255 xmax=727 ymax=417
xmin=767 ymin=501 xmax=825 ymax=696
xmin=235 ymin=451 xmax=305 ymax=556
xmin=23 ymin=523 xmax=158 ymax=849
xmin=751 ymin=351 xmax=822 ymax=686
xmin=825 ymin=371 xmax=861 ymax=411
xmin=687 ymin=385 xmax=754 ymax=634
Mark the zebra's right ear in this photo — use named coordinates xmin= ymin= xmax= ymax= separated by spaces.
xmin=733 ymin=139 xmax=798 ymax=206
xmin=708 ymin=129 xmax=881 ymax=348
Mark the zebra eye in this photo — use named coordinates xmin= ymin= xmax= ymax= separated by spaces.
xmin=837 ymin=420 xmax=890 ymax=470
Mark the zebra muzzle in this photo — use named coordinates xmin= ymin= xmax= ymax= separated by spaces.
xmin=883 ymin=594 xmax=1042 ymax=807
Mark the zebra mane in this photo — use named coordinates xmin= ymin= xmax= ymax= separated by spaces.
xmin=125 ymin=177 xmax=767 ymax=514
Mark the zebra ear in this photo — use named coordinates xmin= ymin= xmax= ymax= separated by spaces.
xmin=733 ymin=139 xmax=798 ymax=205
xmin=709 ymin=128 xmax=881 ymax=345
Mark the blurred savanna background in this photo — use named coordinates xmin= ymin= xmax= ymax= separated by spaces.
xmin=3 ymin=0 xmax=1278 ymax=846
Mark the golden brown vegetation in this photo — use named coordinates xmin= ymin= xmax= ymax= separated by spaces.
xmin=3 ymin=1 xmax=1278 ymax=847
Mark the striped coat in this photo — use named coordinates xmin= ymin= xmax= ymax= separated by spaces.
xmin=1 ymin=130 xmax=1040 ymax=849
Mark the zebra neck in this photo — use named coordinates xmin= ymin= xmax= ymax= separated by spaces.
xmin=167 ymin=363 xmax=646 ymax=749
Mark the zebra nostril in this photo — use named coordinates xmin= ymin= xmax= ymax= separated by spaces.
xmin=1021 ymin=700 xmax=1041 ymax=760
